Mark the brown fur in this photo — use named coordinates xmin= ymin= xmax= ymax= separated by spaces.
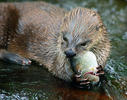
xmin=0 ymin=2 xmax=110 ymax=81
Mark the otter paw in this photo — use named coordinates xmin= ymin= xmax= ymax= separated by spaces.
xmin=21 ymin=58 xmax=31 ymax=65
xmin=2 ymin=52 xmax=31 ymax=65
xmin=96 ymin=65 xmax=104 ymax=76
xmin=74 ymin=74 xmax=90 ymax=85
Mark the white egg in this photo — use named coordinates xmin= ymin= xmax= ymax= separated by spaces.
xmin=73 ymin=51 xmax=98 ymax=74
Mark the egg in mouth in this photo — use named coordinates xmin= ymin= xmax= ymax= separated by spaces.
xmin=70 ymin=51 xmax=104 ymax=85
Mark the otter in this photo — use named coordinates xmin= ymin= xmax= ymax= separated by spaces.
xmin=0 ymin=2 xmax=110 ymax=85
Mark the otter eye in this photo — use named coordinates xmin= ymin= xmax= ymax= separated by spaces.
xmin=61 ymin=38 xmax=67 ymax=48
xmin=62 ymin=31 xmax=68 ymax=42
xmin=80 ymin=40 xmax=91 ymax=46
xmin=80 ymin=42 xmax=87 ymax=46
xmin=63 ymin=36 xmax=68 ymax=41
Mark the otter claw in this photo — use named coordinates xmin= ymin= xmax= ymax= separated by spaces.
xmin=97 ymin=65 xmax=103 ymax=71
xmin=75 ymin=74 xmax=81 ymax=78
xmin=79 ymin=78 xmax=88 ymax=82
xmin=97 ymin=70 xmax=104 ymax=73
xmin=96 ymin=65 xmax=104 ymax=76
xmin=80 ymin=81 xmax=90 ymax=85
xmin=97 ymin=65 xmax=103 ymax=70
xmin=74 ymin=74 xmax=90 ymax=85
xmin=82 ymin=78 xmax=88 ymax=81
xmin=22 ymin=59 xmax=31 ymax=65
xmin=98 ymin=71 xmax=104 ymax=74
xmin=96 ymin=72 xmax=104 ymax=76
xmin=76 ymin=77 xmax=88 ymax=82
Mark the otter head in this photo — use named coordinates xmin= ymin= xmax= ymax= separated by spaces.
xmin=60 ymin=7 xmax=105 ymax=86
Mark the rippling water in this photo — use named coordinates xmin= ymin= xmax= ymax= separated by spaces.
xmin=0 ymin=0 xmax=127 ymax=100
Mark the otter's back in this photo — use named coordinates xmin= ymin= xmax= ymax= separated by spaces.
xmin=0 ymin=2 xmax=66 ymax=67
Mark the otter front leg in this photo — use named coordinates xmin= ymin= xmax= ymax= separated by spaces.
xmin=0 ymin=50 xmax=31 ymax=65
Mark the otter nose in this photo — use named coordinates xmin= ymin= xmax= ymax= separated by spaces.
xmin=64 ymin=49 xmax=76 ymax=58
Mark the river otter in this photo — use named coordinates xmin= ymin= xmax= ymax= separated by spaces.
xmin=0 ymin=2 xmax=110 ymax=85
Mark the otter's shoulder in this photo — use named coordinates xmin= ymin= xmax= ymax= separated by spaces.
xmin=14 ymin=2 xmax=66 ymax=35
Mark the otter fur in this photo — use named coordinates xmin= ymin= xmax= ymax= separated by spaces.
xmin=0 ymin=2 xmax=110 ymax=82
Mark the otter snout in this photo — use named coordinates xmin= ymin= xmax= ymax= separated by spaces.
xmin=64 ymin=49 xmax=76 ymax=58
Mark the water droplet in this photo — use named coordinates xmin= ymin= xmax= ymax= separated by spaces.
xmin=125 ymin=92 xmax=127 ymax=95
xmin=122 ymin=32 xmax=127 ymax=40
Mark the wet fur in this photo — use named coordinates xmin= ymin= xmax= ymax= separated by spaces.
xmin=0 ymin=2 xmax=110 ymax=81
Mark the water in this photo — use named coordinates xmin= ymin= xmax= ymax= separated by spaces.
xmin=0 ymin=0 xmax=127 ymax=100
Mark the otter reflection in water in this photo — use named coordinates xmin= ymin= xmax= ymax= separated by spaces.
xmin=0 ymin=1 xmax=110 ymax=86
